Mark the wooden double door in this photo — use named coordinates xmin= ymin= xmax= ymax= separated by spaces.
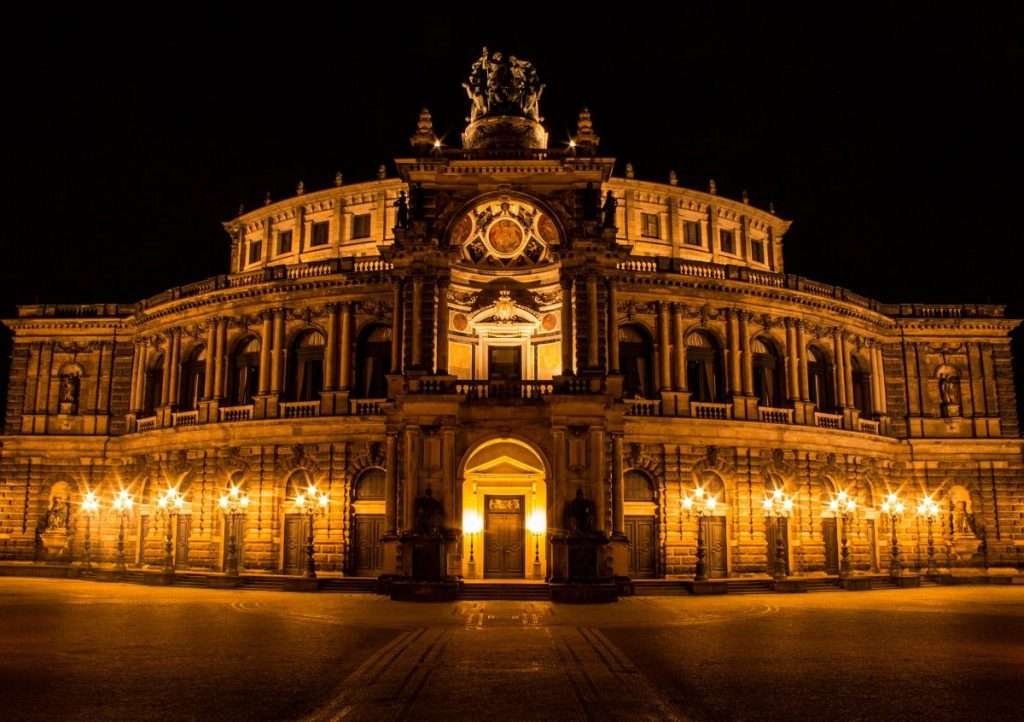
xmin=625 ymin=516 xmax=657 ymax=578
xmin=353 ymin=514 xmax=385 ymax=577
xmin=766 ymin=517 xmax=789 ymax=576
xmin=822 ymin=517 xmax=840 ymax=574
xmin=484 ymin=495 xmax=525 ymax=578
xmin=701 ymin=516 xmax=728 ymax=578
xmin=283 ymin=514 xmax=310 ymax=575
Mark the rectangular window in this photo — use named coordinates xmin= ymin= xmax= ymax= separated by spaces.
xmin=751 ymin=239 xmax=765 ymax=263
xmin=277 ymin=230 xmax=293 ymax=255
xmin=641 ymin=213 xmax=660 ymax=239
xmin=352 ymin=213 xmax=371 ymax=239
xmin=310 ymin=220 xmax=329 ymax=247
xmin=248 ymin=239 xmax=262 ymax=264
xmin=684 ymin=220 xmax=702 ymax=246
xmin=719 ymin=228 xmax=735 ymax=254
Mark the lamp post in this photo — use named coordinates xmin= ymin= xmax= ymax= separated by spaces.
xmin=463 ymin=509 xmax=483 ymax=578
xmin=218 ymin=484 xmax=250 ymax=577
xmin=527 ymin=509 xmax=546 ymax=578
xmin=79 ymin=491 xmax=100 ymax=572
xmin=880 ymin=492 xmax=905 ymax=578
xmin=156 ymin=487 xmax=184 ymax=574
xmin=681 ymin=485 xmax=718 ymax=582
xmin=294 ymin=483 xmax=328 ymax=579
xmin=916 ymin=495 xmax=940 ymax=577
xmin=828 ymin=490 xmax=857 ymax=577
xmin=762 ymin=487 xmax=794 ymax=580
xmin=111 ymin=489 xmax=134 ymax=574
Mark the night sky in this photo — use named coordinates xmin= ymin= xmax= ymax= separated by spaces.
xmin=2 ymin=6 xmax=1022 ymax=417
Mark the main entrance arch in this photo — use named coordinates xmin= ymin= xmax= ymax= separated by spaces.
xmin=459 ymin=438 xmax=548 ymax=580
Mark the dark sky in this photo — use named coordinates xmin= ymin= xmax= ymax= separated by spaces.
xmin=2 ymin=6 xmax=1022 ymax=414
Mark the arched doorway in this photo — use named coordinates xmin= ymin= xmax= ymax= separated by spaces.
xmin=460 ymin=438 xmax=548 ymax=580
xmin=696 ymin=471 xmax=728 ymax=577
xmin=282 ymin=470 xmax=314 ymax=575
xmin=624 ymin=469 xmax=657 ymax=578
xmin=228 ymin=336 xmax=261 ymax=405
xmin=819 ymin=477 xmax=841 ymax=574
xmin=686 ymin=331 xmax=725 ymax=401
xmin=351 ymin=468 xmax=386 ymax=576
xmin=752 ymin=336 xmax=786 ymax=407
xmin=287 ymin=330 xmax=325 ymax=401
xmin=178 ymin=345 xmax=206 ymax=411
xmin=354 ymin=324 xmax=392 ymax=399
xmin=808 ymin=345 xmax=836 ymax=411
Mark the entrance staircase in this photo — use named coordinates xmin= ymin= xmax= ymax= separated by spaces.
xmin=459 ymin=581 xmax=551 ymax=601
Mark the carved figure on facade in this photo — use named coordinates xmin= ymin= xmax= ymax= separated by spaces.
xmin=42 ymin=496 xmax=71 ymax=531
xmin=601 ymin=191 xmax=617 ymax=229
xmin=58 ymin=371 xmax=80 ymax=415
xmin=566 ymin=488 xmax=598 ymax=536
xmin=413 ymin=486 xmax=444 ymax=536
xmin=463 ymin=48 xmax=544 ymax=123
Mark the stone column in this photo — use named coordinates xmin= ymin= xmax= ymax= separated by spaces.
xmin=168 ymin=328 xmax=181 ymax=407
xmin=411 ymin=277 xmax=423 ymax=369
xmin=384 ymin=433 xmax=398 ymax=533
xmin=160 ymin=335 xmax=172 ymax=406
xmin=204 ymin=322 xmax=216 ymax=399
xmin=560 ymin=277 xmax=574 ymax=375
xmin=130 ymin=341 xmax=145 ymax=412
xmin=607 ymin=280 xmax=620 ymax=373
xmin=587 ymin=274 xmax=599 ymax=370
xmin=339 ymin=302 xmax=353 ymax=390
xmin=872 ymin=344 xmax=888 ymax=414
xmin=833 ymin=328 xmax=848 ymax=407
xmin=324 ymin=304 xmax=338 ymax=391
xmin=214 ymin=317 xmax=228 ymax=400
xmin=258 ymin=314 xmax=271 ymax=395
xmin=740 ymin=312 xmax=753 ymax=395
xmin=672 ymin=304 xmax=686 ymax=390
xmin=785 ymin=318 xmax=800 ymax=402
xmin=270 ymin=308 xmax=285 ymax=395
xmin=658 ymin=302 xmax=672 ymax=391
xmin=842 ymin=334 xmax=855 ymax=407
xmin=128 ymin=341 xmax=141 ymax=412
xmin=403 ymin=428 xmax=418 ymax=530
xmin=436 ymin=278 xmax=450 ymax=374
xmin=612 ymin=433 xmax=625 ymax=536
xmin=390 ymin=280 xmax=403 ymax=374
xmin=797 ymin=321 xmax=809 ymax=401
xmin=727 ymin=309 xmax=741 ymax=396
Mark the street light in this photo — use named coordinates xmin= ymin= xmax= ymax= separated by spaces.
xmin=218 ymin=484 xmax=250 ymax=577
xmin=111 ymin=489 xmax=134 ymax=574
xmin=293 ymin=483 xmax=328 ymax=579
xmin=681 ymin=485 xmax=718 ymax=582
xmin=79 ymin=491 xmax=100 ymax=571
xmin=880 ymin=492 xmax=905 ymax=578
xmin=828 ymin=490 xmax=857 ymax=577
xmin=156 ymin=487 xmax=184 ymax=574
xmin=916 ymin=494 xmax=940 ymax=577
xmin=762 ymin=487 xmax=794 ymax=580
xmin=463 ymin=509 xmax=483 ymax=577
xmin=526 ymin=508 xmax=546 ymax=574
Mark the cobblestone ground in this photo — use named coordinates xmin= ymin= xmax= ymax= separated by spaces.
xmin=1 ymin=578 xmax=1021 ymax=721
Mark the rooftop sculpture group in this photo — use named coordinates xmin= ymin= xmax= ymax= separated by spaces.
xmin=463 ymin=47 xmax=545 ymax=123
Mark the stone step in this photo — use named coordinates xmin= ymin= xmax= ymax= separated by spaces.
xmin=460 ymin=583 xmax=551 ymax=600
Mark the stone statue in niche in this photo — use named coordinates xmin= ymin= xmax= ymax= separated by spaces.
xmin=413 ymin=486 xmax=444 ymax=536
xmin=565 ymin=488 xmax=598 ymax=536
xmin=939 ymin=373 xmax=961 ymax=417
xmin=44 ymin=496 xmax=71 ymax=531
xmin=394 ymin=191 xmax=410 ymax=230
xmin=601 ymin=191 xmax=617 ymax=229
xmin=58 ymin=373 xmax=80 ymax=415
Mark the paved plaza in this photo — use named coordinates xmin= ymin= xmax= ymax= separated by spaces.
xmin=0 ymin=578 xmax=1021 ymax=721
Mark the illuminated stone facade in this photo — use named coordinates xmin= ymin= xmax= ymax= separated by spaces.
xmin=2 ymin=52 xmax=1022 ymax=583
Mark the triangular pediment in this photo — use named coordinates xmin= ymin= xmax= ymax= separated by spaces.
xmin=465 ymin=454 xmax=543 ymax=477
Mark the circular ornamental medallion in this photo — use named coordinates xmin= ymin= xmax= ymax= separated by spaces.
xmin=487 ymin=220 xmax=525 ymax=256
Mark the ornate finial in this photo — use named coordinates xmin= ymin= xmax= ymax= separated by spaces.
xmin=742 ymin=189 xmax=750 ymax=204
xmin=669 ymin=170 xmax=678 ymax=186
xmin=377 ymin=164 xmax=387 ymax=180
xmin=264 ymin=191 xmax=272 ymax=205
xmin=709 ymin=178 xmax=717 ymax=195
xmin=410 ymin=107 xmax=437 ymax=149
xmin=296 ymin=180 xmax=305 ymax=196
xmin=334 ymin=171 xmax=343 ymax=187
xmin=769 ymin=200 xmax=776 ymax=214
xmin=572 ymin=107 xmax=600 ymax=149
xmin=625 ymin=162 xmax=635 ymax=179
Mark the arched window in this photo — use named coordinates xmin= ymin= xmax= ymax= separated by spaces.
xmin=619 ymin=324 xmax=655 ymax=399
xmin=354 ymin=324 xmax=392 ymax=399
xmin=288 ymin=330 xmax=325 ymax=402
xmin=624 ymin=470 xmax=656 ymax=502
xmin=142 ymin=353 xmax=164 ymax=417
xmin=807 ymin=346 xmax=835 ymax=411
xmin=229 ymin=336 xmax=261 ymax=405
xmin=850 ymin=355 xmax=872 ymax=417
xmin=354 ymin=468 xmax=386 ymax=500
xmin=178 ymin=345 xmax=206 ymax=411
xmin=752 ymin=337 xmax=786 ymax=407
xmin=686 ymin=331 xmax=725 ymax=402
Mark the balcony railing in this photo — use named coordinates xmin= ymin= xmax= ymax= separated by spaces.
xmin=218 ymin=405 xmax=253 ymax=422
xmin=625 ymin=398 xmax=661 ymax=416
xmin=350 ymin=398 xmax=387 ymax=416
xmin=757 ymin=406 xmax=794 ymax=424
xmin=692 ymin=401 xmax=732 ymax=420
xmin=814 ymin=411 xmax=843 ymax=429
xmin=171 ymin=410 xmax=199 ymax=427
xmin=456 ymin=380 xmax=555 ymax=400
xmin=136 ymin=416 xmax=158 ymax=431
xmin=280 ymin=400 xmax=320 ymax=418
xmin=858 ymin=418 xmax=881 ymax=434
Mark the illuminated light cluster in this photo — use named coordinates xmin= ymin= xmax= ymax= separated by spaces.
xmin=828 ymin=489 xmax=857 ymax=514
xmin=880 ymin=492 xmax=905 ymax=516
